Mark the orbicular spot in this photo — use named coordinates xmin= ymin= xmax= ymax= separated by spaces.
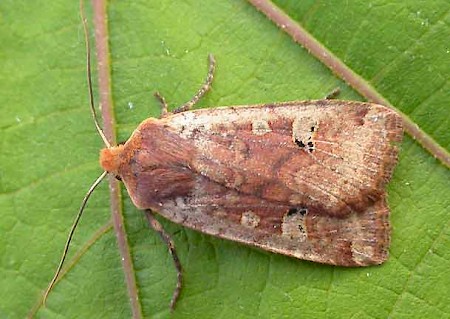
xmin=212 ymin=209 xmax=228 ymax=219
xmin=240 ymin=211 xmax=261 ymax=228
xmin=282 ymin=207 xmax=308 ymax=240
xmin=252 ymin=119 xmax=272 ymax=136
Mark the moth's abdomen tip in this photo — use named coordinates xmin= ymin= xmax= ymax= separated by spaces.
xmin=100 ymin=145 xmax=124 ymax=175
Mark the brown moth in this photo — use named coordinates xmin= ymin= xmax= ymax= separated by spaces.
xmin=100 ymin=86 xmax=403 ymax=268
xmin=44 ymin=0 xmax=403 ymax=311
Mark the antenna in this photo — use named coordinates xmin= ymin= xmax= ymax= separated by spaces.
xmin=43 ymin=0 xmax=110 ymax=305
xmin=80 ymin=0 xmax=111 ymax=148
xmin=43 ymin=171 xmax=107 ymax=305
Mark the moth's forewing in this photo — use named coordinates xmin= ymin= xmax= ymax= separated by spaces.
xmin=115 ymin=100 xmax=402 ymax=266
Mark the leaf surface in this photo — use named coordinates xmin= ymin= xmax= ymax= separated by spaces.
xmin=1 ymin=1 xmax=449 ymax=318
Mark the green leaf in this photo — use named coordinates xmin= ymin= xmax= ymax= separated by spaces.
xmin=1 ymin=1 xmax=448 ymax=318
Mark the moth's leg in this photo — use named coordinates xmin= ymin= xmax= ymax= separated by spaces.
xmin=173 ymin=54 xmax=216 ymax=114
xmin=145 ymin=210 xmax=182 ymax=311
xmin=324 ymin=88 xmax=341 ymax=100
xmin=154 ymin=91 xmax=169 ymax=118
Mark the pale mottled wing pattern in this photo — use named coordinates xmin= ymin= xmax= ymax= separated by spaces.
xmin=118 ymin=100 xmax=402 ymax=266
xmin=156 ymin=174 xmax=391 ymax=266
xmin=165 ymin=100 xmax=402 ymax=217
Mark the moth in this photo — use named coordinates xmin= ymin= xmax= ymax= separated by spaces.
xmin=103 ymin=61 xmax=403 ymax=261
xmin=98 ymin=56 xmax=402 ymax=307
xmin=44 ymin=1 xmax=403 ymax=311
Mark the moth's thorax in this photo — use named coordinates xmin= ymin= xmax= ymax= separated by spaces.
xmin=100 ymin=144 xmax=125 ymax=175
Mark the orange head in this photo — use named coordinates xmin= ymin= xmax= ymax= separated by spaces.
xmin=99 ymin=144 xmax=125 ymax=176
